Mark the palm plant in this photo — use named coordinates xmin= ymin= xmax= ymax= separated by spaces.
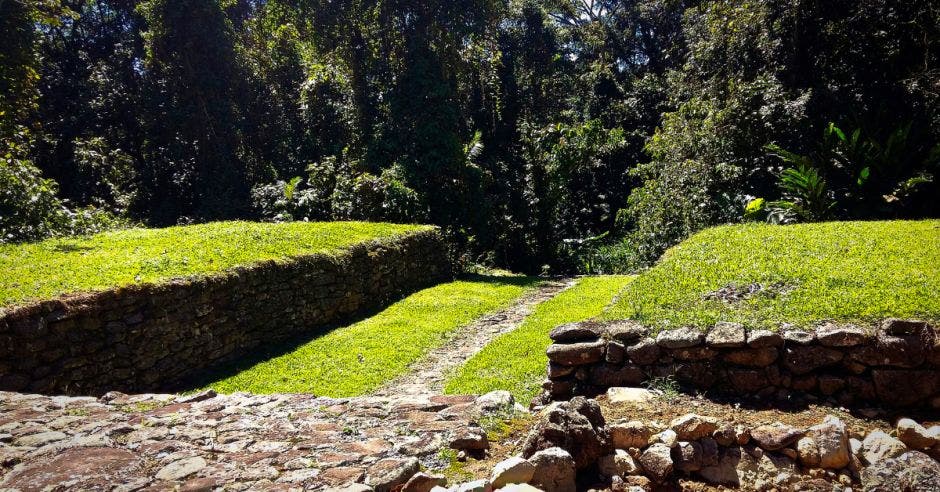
xmin=760 ymin=122 xmax=938 ymax=223
xmin=766 ymin=164 xmax=836 ymax=224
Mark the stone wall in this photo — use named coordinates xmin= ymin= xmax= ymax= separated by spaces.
xmin=0 ymin=229 xmax=452 ymax=396
xmin=542 ymin=319 xmax=940 ymax=408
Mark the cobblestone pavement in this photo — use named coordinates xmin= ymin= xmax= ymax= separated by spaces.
xmin=0 ymin=390 xmax=490 ymax=491
xmin=373 ymin=278 xmax=575 ymax=398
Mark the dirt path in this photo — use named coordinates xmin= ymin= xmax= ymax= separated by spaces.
xmin=372 ymin=277 xmax=576 ymax=398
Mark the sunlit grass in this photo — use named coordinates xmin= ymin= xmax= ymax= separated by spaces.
xmin=603 ymin=220 xmax=940 ymax=331
xmin=444 ymin=275 xmax=634 ymax=402
xmin=201 ymin=276 xmax=539 ymax=396
xmin=0 ymin=221 xmax=430 ymax=309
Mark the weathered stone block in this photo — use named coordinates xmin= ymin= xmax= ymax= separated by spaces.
xmin=784 ymin=346 xmax=843 ymax=375
xmin=625 ymin=339 xmax=659 ymax=365
xmin=546 ymin=341 xmax=606 ymax=366
xmin=723 ymin=348 xmax=778 ymax=367
xmin=706 ymin=322 xmax=747 ymax=348
xmin=656 ymin=327 xmax=704 ymax=349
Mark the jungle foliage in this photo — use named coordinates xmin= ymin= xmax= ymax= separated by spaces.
xmin=1 ymin=0 xmax=938 ymax=272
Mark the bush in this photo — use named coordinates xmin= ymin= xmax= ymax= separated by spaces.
xmin=559 ymin=234 xmax=644 ymax=275
xmin=1 ymin=144 xmax=130 ymax=244
xmin=251 ymin=158 xmax=425 ymax=224
xmin=0 ymin=152 xmax=68 ymax=242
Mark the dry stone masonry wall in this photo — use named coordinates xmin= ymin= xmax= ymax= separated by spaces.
xmin=542 ymin=319 xmax=940 ymax=408
xmin=0 ymin=229 xmax=452 ymax=396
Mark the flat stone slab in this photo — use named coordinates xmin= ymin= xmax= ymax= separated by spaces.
xmin=0 ymin=391 xmax=485 ymax=490
xmin=606 ymin=387 xmax=656 ymax=405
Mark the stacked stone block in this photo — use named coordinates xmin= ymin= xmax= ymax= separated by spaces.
xmin=0 ymin=229 xmax=452 ymax=395
xmin=543 ymin=319 xmax=940 ymax=408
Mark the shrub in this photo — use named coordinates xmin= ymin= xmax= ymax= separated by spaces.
xmin=758 ymin=123 xmax=939 ymax=223
xmin=1 ymin=143 xmax=130 ymax=244
xmin=251 ymin=157 xmax=425 ymax=224
xmin=0 ymin=151 xmax=68 ymax=242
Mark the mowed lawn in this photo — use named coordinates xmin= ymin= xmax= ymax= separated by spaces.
xmin=202 ymin=276 xmax=538 ymax=396
xmin=444 ymin=275 xmax=634 ymax=402
xmin=603 ymin=220 xmax=940 ymax=331
xmin=0 ymin=221 xmax=429 ymax=309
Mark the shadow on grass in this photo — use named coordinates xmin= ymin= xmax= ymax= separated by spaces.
xmin=172 ymin=274 xmax=542 ymax=394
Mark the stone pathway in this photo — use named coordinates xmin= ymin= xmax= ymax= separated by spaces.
xmin=373 ymin=278 xmax=576 ymax=398
xmin=0 ymin=279 xmax=577 ymax=491
xmin=0 ymin=390 xmax=491 ymax=491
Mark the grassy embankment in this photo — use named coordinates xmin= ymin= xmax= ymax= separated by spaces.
xmin=603 ymin=220 xmax=940 ymax=331
xmin=0 ymin=221 xmax=429 ymax=309
xmin=445 ymin=220 xmax=940 ymax=400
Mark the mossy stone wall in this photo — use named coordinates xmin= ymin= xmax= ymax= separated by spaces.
xmin=0 ymin=230 xmax=452 ymax=395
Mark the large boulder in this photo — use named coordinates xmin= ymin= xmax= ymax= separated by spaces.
xmin=807 ymin=415 xmax=850 ymax=469
xmin=624 ymin=339 xmax=660 ymax=365
xmin=606 ymin=387 xmax=655 ymax=405
xmin=747 ymin=330 xmax=784 ymax=348
xmin=815 ymin=323 xmax=869 ymax=347
xmin=699 ymin=446 xmax=798 ymax=491
xmin=402 ymin=473 xmax=447 ymax=492
xmin=549 ymin=322 xmax=606 ymax=343
xmin=796 ymin=437 xmax=821 ymax=468
xmin=897 ymin=418 xmax=939 ymax=450
xmin=605 ymin=321 xmax=650 ymax=344
xmin=520 ymin=397 xmax=610 ymax=470
xmin=750 ymin=423 xmax=804 ymax=451
xmin=490 ymin=456 xmax=535 ymax=489
xmin=609 ymin=421 xmax=654 ymax=449
xmin=598 ymin=449 xmax=641 ymax=478
xmin=656 ymin=327 xmax=704 ymax=349
xmin=861 ymin=450 xmax=940 ymax=492
xmin=449 ymin=426 xmax=489 ymax=451
xmin=638 ymin=443 xmax=674 ymax=482
xmin=527 ymin=447 xmax=576 ymax=492
xmin=670 ymin=414 xmax=719 ymax=441
xmin=861 ymin=430 xmax=908 ymax=465
xmin=672 ymin=441 xmax=703 ymax=473
xmin=706 ymin=322 xmax=747 ymax=348
xmin=366 ymin=458 xmax=420 ymax=492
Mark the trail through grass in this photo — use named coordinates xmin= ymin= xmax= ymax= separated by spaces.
xmin=444 ymin=275 xmax=633 ymax=402
xmin=201 ymin=276 xmax=538 ymax=396
xmin=603 ymin=220 xmax=940 ymax=331
xmin=0 ymin=221 xmax=428 ymax=309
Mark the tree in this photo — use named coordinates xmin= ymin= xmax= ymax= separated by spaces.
xmin=136 ymin=0 xmax=253 ymax=223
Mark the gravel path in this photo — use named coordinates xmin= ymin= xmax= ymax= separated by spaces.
xmin=372 ymin=277 xmax=576 ymax=398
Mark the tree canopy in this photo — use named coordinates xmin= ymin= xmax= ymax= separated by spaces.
xmin=2 ymin=0 xmax=938 ymax=272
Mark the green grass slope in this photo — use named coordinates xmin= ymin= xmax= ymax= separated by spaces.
xmin=444 ymin=275 xmax=634 ymax=402
xmin=201 ymin=276 xmax=538 ymax=396
xmin=0 ymin=221 xmax=430 ymax=310
xmin=604 ymin=220 xmax=940 ymax=331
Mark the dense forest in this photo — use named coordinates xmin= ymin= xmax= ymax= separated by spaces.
xmin=2 ymin=0 xmax=938 ymax=272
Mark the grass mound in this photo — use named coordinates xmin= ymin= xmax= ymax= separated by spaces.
xmin=200 ymin=276 xmax=538 ymax=396
xmin=0 ymin=221 xmax=429 ymax=309
xmin=444 ymin=275 xmax=633 ymax=402
xmin=603 ymin=220 xmax=940 ymax=331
